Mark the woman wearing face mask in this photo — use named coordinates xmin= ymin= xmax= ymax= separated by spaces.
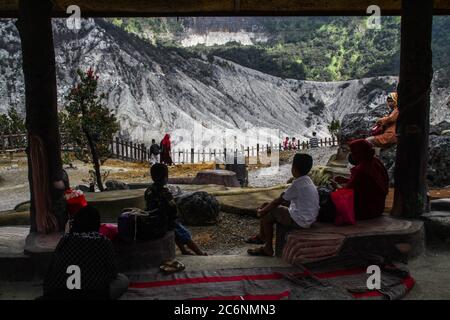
xmin=367 ymin=92 xmax=399 ymax=148
xmin=344 ymin=139 xmax=389 ymax=220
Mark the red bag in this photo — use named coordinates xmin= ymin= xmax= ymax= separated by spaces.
xmin=64 ymin=188 xmax=88 ymax=216
xmin=331 ymin=188 xmax=355 ymax=226
xmin=99 ymin=223 xmax=118 ymax=241
xmin=370 ymin=124 xmax=384 ymax=136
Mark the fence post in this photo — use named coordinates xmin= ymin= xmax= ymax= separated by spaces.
xmin=320 ymin=138 xmax=323 ymax=147
xmin=124 ymin=141 xmax=128 ymax=160
xmin=190 ymin=148 xmax=194 ymax=164
xmin=256 ymin=144 xmax=260 ymax=164
xmin=115 ymin=137 xmax=119 ymax=159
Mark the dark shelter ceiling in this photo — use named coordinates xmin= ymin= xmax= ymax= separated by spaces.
xmin=1 ymin=0 xmax=450 ymax=17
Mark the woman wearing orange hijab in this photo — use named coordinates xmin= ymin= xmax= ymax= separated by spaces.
xmin=160 ymin=134 xmax=173 ymax=165
xmin=367 ymin=92 xmax=399 ymax=148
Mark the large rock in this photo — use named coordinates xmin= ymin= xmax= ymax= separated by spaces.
xmin=379 ymin=132 xmax=450 ymax=188
xmin=176 ymin=191 xmax=220 ymax=226
xmin=338 ymin=104 xmax=388 ymax=144
xmin=192 ymin=169 xmax=241 ymax=187
xmin=105 ymin=180 xmax=129 ymax=191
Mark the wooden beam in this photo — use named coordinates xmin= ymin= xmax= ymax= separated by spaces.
xmin=392 ymin=0 xmax=433 ymax=218
xmin=16 ymin=0 xmax=65 ymax=233
xmin=2 ymin=0 xmax=450 ymax=17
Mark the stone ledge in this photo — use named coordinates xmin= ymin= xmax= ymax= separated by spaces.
xmin=276 ymin=217 xmax=425 ymax=265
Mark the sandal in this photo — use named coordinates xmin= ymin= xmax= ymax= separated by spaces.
xmin=247 ymin=247 xmax=274 ymax=257
xmin=159 ymin=260 xmax=186 ymax=274
xmin=245 ymin=235 xmax=265 ymax=245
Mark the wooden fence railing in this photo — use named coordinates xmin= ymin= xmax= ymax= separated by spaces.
xmin=0 ymin=133 xmax=338 ymax=164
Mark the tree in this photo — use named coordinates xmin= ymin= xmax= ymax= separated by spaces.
xmin=0 ymin=106 xmax=26 ymax=136
xmin=328 ymin=117 xmax=341 ymax=139
xmin=62 ymin=68 xmax=119 ymax=191
xmin=0 ymin=106 xmax=26 ymax=150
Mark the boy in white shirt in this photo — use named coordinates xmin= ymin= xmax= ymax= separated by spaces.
xmin=247 ymin=153 xmax=320 ymax=257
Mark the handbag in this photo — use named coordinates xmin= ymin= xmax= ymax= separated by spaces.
xmin=316 ymin=186 xmax=336 ymax=223
xmin=331 ymin=188 xmax=355 ymax=226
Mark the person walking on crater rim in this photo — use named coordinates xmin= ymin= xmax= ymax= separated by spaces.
xmin=366 ymin=92 xmax=399 ymax=148
xmin=149 ymin=139 xmax=160 ymax=164
xmin=291 ymin=137 xmax=298 ymax=150
xmin=309 ymin=132 xmax=319 ymax=148
xmin=283 ymin=137 xmax=290 ymax=150
xmin=160 ymin=134 xmax=173 ymax=166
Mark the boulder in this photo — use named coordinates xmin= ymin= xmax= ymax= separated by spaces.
xmin=75 ymin=184 xmax=91 ymax=192
xmin=105 ymin=180 xmax=129 ymax=191
xmin=430 ymin=121 xmax=450 ymax=136
xmin=176 ymin=191 xmax=220 ymax=226
xmin=192 ymin=169 xmax=241 ymax=187
xmin=338 ymin=104 xmax=387 ymax=144
xmin=379 ymin=134 xmax=450 ymax=188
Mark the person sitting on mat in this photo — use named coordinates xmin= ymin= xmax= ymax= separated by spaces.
xmin=247 ymin=153 xmax=320 ymax=256
xmin=43 ymin=205 xmax=129 ymax=300
xmin=145 ymin=163 xmax=207 ymax=256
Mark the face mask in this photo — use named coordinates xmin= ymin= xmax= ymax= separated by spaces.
xmin=348 ymin=153 xmax=358 ymax=166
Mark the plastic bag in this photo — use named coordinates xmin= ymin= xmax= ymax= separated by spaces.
xmin=99 ymin=223 xmax=118 ymax=241
xmin=64 ymin=188 xmax=88 ymax=216
xmin=331 ymin=188 xmax=355 ymax=226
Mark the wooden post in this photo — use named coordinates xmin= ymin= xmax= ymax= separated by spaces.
xmin=392 ymin=0 xmax=433 ymax=218
xmin=115 ymin=137 xmax=120 ymax=159
xmin=16 ymin=0 xmax=64 ymax=233
xmin=256 ymin=143 xmax=260 ymax=164
xmin=191 ymin=148 xmax=194 ymax=163
xmin=120 ymin=139 xmax=124 ymax=160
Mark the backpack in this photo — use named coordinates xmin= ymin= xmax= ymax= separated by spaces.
xmin=117 ymin=208 xmax=168 ymax=243
xmin=150 ymin=144 xmax=160 ymax=155
xmin=316 ymin=186 xmax=337 ymax=223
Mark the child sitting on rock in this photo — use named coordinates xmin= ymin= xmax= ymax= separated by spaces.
xmin=145 ymin=163 xmax=207 ymax=256
xmin=247 ymin=153 xmax=320 ymax=257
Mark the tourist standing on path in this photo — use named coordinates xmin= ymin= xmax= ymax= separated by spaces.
xmin=309 ymin=132 xmax=319 ymax=148
xmin=366 ymin=92 xmax=399 ymax=148
xmin=291 ymin=137 xmax=298 ymax=150
xmin=149 ymin=139 xmax=160 ymax=164
xmin=160 ymin=134 xmax=173 ymax=166
xmin=283 ymin=137 xmax=290 ymax=150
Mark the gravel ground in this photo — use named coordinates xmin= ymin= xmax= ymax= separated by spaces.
xmin=186 ymin=212 xmax=260 ymax=255
xmin=248 ymin=147 xmax=337 ymax=187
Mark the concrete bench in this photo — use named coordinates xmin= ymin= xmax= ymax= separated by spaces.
xmin=275 ymin=216 xmax=424 ymax=266
xmin=0 ymin=226 xmax=175 ymax=281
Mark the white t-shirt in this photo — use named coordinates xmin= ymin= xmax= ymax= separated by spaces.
xmin=282 ymin=175 xmax=320 ymax=228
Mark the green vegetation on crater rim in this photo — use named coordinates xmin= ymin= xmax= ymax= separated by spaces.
xmin=109 ymin=16 xmax=450 ymax=81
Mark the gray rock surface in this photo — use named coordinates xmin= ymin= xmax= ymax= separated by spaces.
xmin=176 ymin=191 xmax=220 ymax=226
xmin=4 ymin=19 xmax=449 ymax=149
xmin=105 ymin=180 xmax=129 ymax=191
